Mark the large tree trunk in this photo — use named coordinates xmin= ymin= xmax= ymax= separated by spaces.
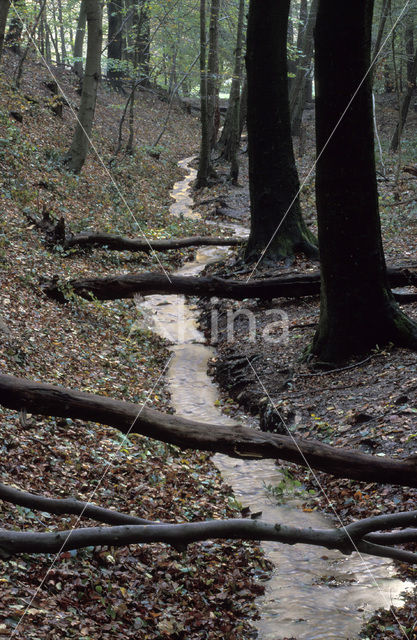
xmin=0 ymin=0 xmax=10 ymax=61
xmin=72 ymin=0 xmax=86 ymax=79
xmin=43 ymin=266 xmax=417 ymax=303
xmin=312 ymin=0 xmax=417 ymax=364
xmin=2 ymin=373 xmax=417 ymax=488
xmin=244 ymin=0 xmax=317 ymax=263
xmin=65 ymin=0 xmax=102 ymax=173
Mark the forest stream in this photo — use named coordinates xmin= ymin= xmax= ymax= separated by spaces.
xmin=135 ymin=157 xmax=412 ymax=640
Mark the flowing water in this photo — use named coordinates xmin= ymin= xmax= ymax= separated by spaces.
xmin=135 ymin=157 xmax=412 ymax=639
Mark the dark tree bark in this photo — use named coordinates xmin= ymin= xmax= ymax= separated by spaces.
xmin=107 ymin=0 xmax=124 ymax=90
xmin=43 ymin=266 xmax=417 ymax=304
xmin=0 ymin=0 xmax=10 ymax=61
xmin=312 ymin=0 xmax=417 ymax=363
xmin=216 ymin=0 xmax=245 ymax=184
xmin=72 ymin=0 xmax=86 ymax=79
xmin=207 ymin=0 xmax=220 ymax=150
xmin=196 ymin=0 xmax=210 ymax=187
xmin=244 ymin=0 xmax=317 ymax=263
xmin=65 ymin=0 xmax=102 ymax=173
xmin=2 ymin=373 xmax=417 ymax=489
xmin=289 ymin=0 xmax=318 ymax=136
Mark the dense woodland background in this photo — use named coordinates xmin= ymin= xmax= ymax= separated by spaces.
xmin=0 ymin=0 xmax=416 ymax=638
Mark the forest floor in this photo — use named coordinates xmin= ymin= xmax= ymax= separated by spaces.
xmin=0 ymin=52 xmax=269 ymax=639
xmin=196 ymin=99 xmax=417 ymax=638
xmin=1 ymin=45 xmax=417 ymax=640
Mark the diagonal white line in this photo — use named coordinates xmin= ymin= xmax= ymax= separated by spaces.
xmin=9 ymin=0 xmax=173 ymax=283
xmin=246 ymin=0 xmax=414 ymax=283
xmin=245 ymin=356 xmax=410 ymax=639
xmin=9 ymin=355 xmax=173 ymax=638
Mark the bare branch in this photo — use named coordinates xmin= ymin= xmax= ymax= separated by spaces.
xmin=0 ymin=482 xmax=155 ymax=526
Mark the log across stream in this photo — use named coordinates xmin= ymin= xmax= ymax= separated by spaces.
xmin=133 ymin=157 xmax=412 ymax=639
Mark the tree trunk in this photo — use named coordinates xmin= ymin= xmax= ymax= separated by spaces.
xmin=5 ymin=0 xmax=24 ymax=54
xmin=0 ymin=0 xmax=10 ymax=61
xmin=72 ymin=0 xmax=86 ymax=79
xmin=390 ymin=43 xmax=417 ymax=152
xmin=371 ymin=0 xmax=389 ymax=75
xmin=217 ymin=0 xmax=245 ymax=184
xmin=196 ymin=0 xmax=210 ymax=188
xmin=14 ymin=0 xmax=47 ymax=88
xmin=207 ymin=0 xmax=220 ymax=150
xmin=44 ymin=14 xmax=51 ymax=62
xmin=57 ymin=0 xmax=66 ymax=65
xmin=289 ymin=0 xmax=318 ymax=136
xmin=312 ymin=0 xmax=417 ymax=363
xmin=137 ymin=0 xmax=150 ymax=85
xmin=107 ymin=0 xmax=124 ymax=91
xmin=244 ymin=0 xmax=317 ymax=263
xmin=65 ymin=0 xmax=102 ymax=173
xmin=238 ymin=74 xmax=247 ymax=136
xmin=405 ymin=11 xmax=414 ymax=86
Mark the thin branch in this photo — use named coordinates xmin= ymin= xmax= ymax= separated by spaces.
xmin=0 ymin=482 xmax=155 ymax=526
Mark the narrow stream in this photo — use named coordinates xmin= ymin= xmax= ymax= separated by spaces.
xmin=135 ymin=157 xmax=412 ymax=639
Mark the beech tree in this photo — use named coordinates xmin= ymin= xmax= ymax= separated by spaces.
xmin=106 ymin=0 xmax=124 ymax=90
xmin=311 ymin=0 xmax=417 ymax=363
xmin=72 ymin=0 xmax=86 ymax=80
xmin=216 ymin=0 xmax=245 ymax=184
xmin=244 ymin=0 xmax=317 ymax=263
xmin=65 ymin=0 xmax=102 ymax=173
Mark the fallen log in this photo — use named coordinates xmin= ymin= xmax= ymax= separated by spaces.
xmin=27 ymin=209 xmax=244 ymax=252
xmin=44 ymin=266 xmax=417 ymax=303
xmin=2 ymin=517 xmax=417 ymax=562
xmin=64 ymin=232 xmax=245 ymax=252
xmin=1 ymin=374 xmax=417 ymax=488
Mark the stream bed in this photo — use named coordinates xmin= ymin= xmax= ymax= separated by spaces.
xmin=135 ymin=157 xmax=412 ymax=639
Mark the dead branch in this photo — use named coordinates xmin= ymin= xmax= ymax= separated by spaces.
xmin=0 ymin=482 xmax=154 ymax=526
xmin=1 ymin=515 xmax=417 ymax=563
xmin=1 ymin=374 xmax=417 ymax=488
xmin=27 ymin=209 xmax=243 ymax=252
